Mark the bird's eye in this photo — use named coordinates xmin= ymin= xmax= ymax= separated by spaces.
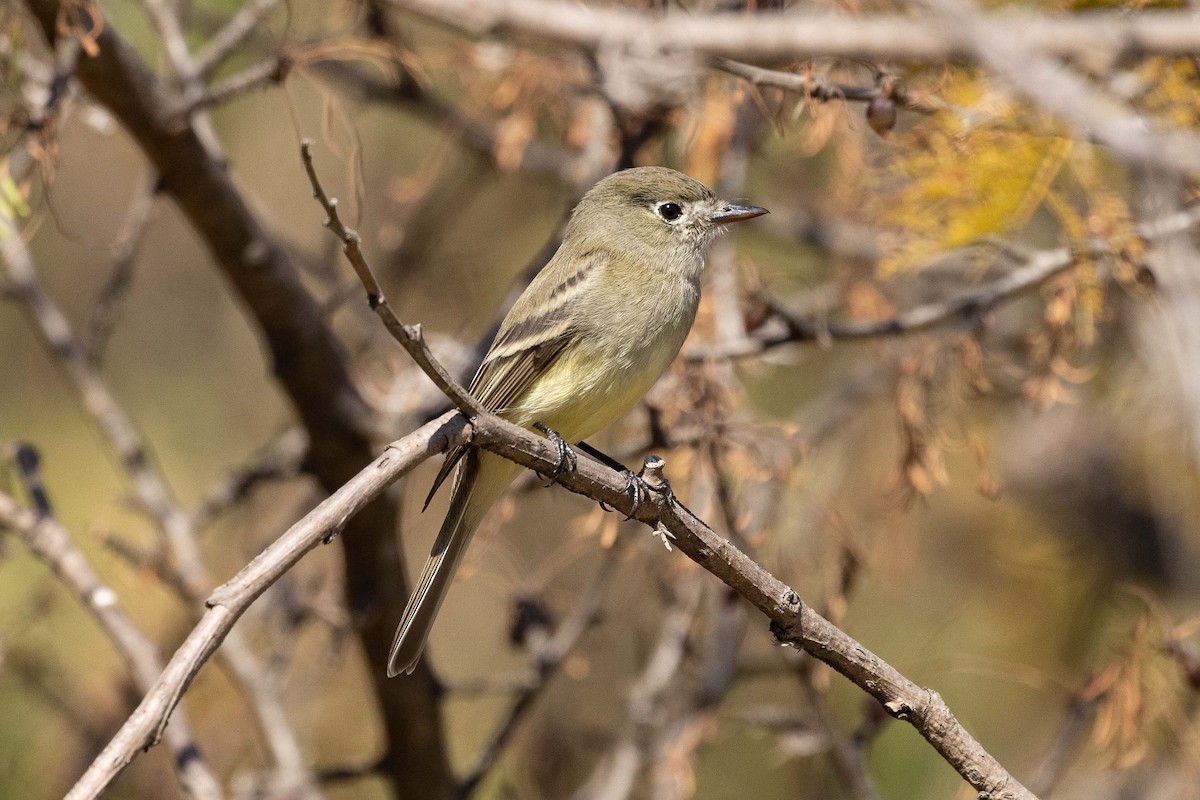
xmin=656 ymin=202 xmax=683 ymax=221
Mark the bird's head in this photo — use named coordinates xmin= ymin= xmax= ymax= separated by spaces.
xmin=566 ymin=166 xmax=767 ymax=264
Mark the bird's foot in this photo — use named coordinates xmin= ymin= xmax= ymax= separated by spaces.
xmin=600 ymin=454 xmax=672 ymax=520
xmin=534 ymin=422 xmax=577 ymax=484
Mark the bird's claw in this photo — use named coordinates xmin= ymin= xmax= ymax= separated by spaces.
xmin=534 ymin=423 xmax=577 ymax=484
xmin=599 ymin=461 xmax=671 ymax=520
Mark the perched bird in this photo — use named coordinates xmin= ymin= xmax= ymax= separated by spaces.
xmin=388 ymin=166 xmax=767 ymax=676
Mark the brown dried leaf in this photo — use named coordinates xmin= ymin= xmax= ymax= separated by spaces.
xmin=493 ymin=112 xmax=536 ymax=172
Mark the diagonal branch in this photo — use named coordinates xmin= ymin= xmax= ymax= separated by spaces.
xmin=927 ymin=0 xmax=1200 ymax=175
xmin=59 ymin=400 xmax=1041 ymax=800
xmin=189 ymin=428 xmax=309 ymax=531
xmin=80 ymin=181 xmax=157 ymax=364
xmin=0 ymin=212 xmax=318 ymax=799
xmin=190 ymin=0 xmax=283 ymax=81
xmin=166 ymin=55 xmax=290 ymax=122
xmin=0 ymin=484 xmax=223 ymax=800
xmin=297 ymin=137 xmax=1037 ymax=799
xmin=60 ymin=412 xmax=469 ymax=800
xmin=689 ymin=204 xmax=1200 ymax=360
xmin=300 ymin=140 xmax=484 ymax=417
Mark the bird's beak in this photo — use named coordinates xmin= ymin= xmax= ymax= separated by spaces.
xmin=709 ymin=203 xmax=769 ymax=225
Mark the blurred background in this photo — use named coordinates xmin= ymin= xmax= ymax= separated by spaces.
xmin=3 ymin=0 xmax=1200 ymax=798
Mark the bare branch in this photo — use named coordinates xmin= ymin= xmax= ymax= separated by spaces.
xmin=98 ymin=531 xmax=192 ymax=599
xmin=81 ymin=182 xmax=157 ymax=364
xmin=300 ymin=140 xmax=485 ymax=417
xmin=1027 ymin=690 xmax=1099 ymax=796
xmin=716 ymin=58 xmax=943 ymax=116
xmin=0 ymin=487 xmax=223 ymax=800
xmin=138 ymin=0 xmax=225 ymax=160
xmin=316 ymin=758 xmax=385 ymax=785
xmin=190 ymin=427 xmax=309 ymax=531
xmin=387 ymin=0 xmax=1200 ymax=63
xmin=191 ymin=0 xmax=283 ymax=81
xmin=0 ymin=215 xmax=319 ymax=799
xmin=689 ymin=204 xmax=1200 ymax=360
xmin=799 ymin=673 xmax=883 ymax=800
xmin=168 ymin=55 xmax=290 ymax=122
xmin=61 ymin=412 xmax=468 ymax=800
xmin=140 ymin=0 xmax=194 ymax=81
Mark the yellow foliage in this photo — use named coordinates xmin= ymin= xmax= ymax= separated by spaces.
xmin=1136 ymin=57 xmax=1200 ymax=128
xmin=875 ymin=78 xmax=1073 ymax=273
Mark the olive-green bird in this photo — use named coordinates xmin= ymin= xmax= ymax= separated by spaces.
xmin=388 ymin=166 xmax=766 ymax=677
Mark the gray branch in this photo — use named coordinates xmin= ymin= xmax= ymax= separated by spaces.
xmin=388 ymin=0 xmax=1200 ymax=63
xmin=0 ymin=490 xmax=223 ymax=800
xmin=928 ymin=0 xmax=1200 ymax=175
xmin=689 ymin=204 xmax=1200 ymax=359
xmin=60 ymin=412 xmax=468 ymax=800
xmin=0 ymin=213 xmax=320 ymax=799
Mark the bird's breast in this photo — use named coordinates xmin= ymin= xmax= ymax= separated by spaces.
xmin=506 ymin=272 xmax=700 ymax=443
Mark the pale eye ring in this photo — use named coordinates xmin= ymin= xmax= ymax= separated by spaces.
xmin=656 ymin=202 xmax=683 ymax=222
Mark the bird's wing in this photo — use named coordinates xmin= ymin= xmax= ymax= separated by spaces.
xmin=423 ymin=251 xmax=607 ymax=508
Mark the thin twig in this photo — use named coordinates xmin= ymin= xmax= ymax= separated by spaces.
xmin=300 ymin=140 xmax=485 ymax=416
xmin=98 ymin=532 xmax=193 ymax=599
xmin=190 ymin=427 xmax=308 ymax=531
xmin=715 ymin=58 xmax=944 ymax=115
xmin=82 ymin=182 xmax=157 ymax=363
xmin=1027 ymin=690 xmax=1101 ymax=796
xmin=316 ymin=757 xmax=386 ymax=785
xmin=139 ymin=0 xmax=225 ymax=160
xmin=168 ymin=55 xmax=290 ymax=122
xmin=796 ymin=658 xmax=882 ymax=800
xmin=191 ymin=0 xmax=283 ymax=80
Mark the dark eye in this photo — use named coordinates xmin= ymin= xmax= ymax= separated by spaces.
xmin=656 ymin=202 xmax=683 ymax=221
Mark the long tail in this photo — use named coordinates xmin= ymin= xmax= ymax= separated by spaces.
xmin=387 ymin=452 xmax=515 ymax=677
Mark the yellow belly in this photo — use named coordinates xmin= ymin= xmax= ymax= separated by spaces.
xmin=503 ymin=335 xmax=681 ymax=444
